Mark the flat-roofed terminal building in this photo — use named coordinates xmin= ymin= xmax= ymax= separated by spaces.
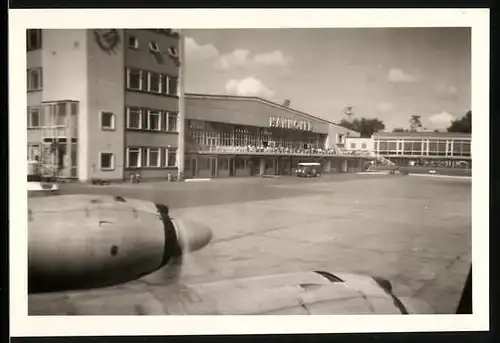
xmin=345 ymin=131 xmax=471 ymax=168
xmin=183 ymin=93 xmax=369 ymax=178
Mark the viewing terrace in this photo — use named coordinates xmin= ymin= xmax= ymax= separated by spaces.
xmin=192 ymin=144 xmax=374 ymax=158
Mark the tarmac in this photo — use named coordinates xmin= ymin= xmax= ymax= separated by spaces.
xmin=46 ymin=173 xmax=472 ymax=314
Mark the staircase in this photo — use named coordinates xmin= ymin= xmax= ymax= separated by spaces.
xmin=369 ymin=151 xmax=396 ymax=167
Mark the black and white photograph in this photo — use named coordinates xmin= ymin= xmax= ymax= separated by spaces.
xmin=10 ymin=8 xmax=489 ymax=336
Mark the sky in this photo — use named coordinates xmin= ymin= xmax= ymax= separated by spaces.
xmin=183 ymin=28 xmax=471 ymax=131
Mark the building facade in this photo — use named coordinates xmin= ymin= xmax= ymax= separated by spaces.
xmin=183 ymin=94 xmax=366 ymax=178
xmin=344 ymin=137 xmax=374 ymax=153
xmin=371 ymin=131 xmax=471 ymax=167
xmin=27 ymin=28 xmax=181 ymax=182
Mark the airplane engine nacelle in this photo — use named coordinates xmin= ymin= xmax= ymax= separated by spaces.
xmin=28 ymin=194 xmax=212 ymax=293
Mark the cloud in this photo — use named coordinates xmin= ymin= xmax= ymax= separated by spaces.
xmin=225 ymin=77 xmax=276 ymax=99
xmin=216 ymin=49 xmax=291 ymax=70
xmin=184 ymin=37 xmax=219 ymax=60
xmin=435 ymin=83 xmax=459 ymax=97
xmin=387 ymin=68 xmax=418 ymax=83
xmin=216 ymin=49 xmax=251 ymax=70
xmin=426 ymin=111 xmax=456 ymax=129
xmin=253 ymin=50 xmax=291 ymax=67
xmin=376 ymin=102 xmax=395 ymax=113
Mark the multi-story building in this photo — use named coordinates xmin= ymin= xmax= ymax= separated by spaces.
xmin=27 ymin=28 xmax=182 ymax=181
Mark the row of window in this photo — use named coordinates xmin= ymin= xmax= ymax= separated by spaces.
xmin=100 ymin=148 xmax=178 ymax=170
xmin=126 ymin=147 xmax=177 ymax=169
xmin=350 ymin=143 xmax=368 ymax=150
xmin=27 ymin=103 xmax=79 ymax=128
xmin=128 ymin=36 xmax=178 ymax=56
xmin=27 ymin=106 xmax=178 ymax=133
xmin=126 ymin=68 xmax=178 ymax=96
xmin=376 ymin=141 xmax=471 ymax=153
xmin=28 ymin=145 xmax=177 ymax=170
xmin=27 ymin=66 xmax=179 ymax=95
xmin=126 ymin=107 xmax=178 ymax=132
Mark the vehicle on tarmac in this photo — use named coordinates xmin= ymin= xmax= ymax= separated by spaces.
xmin=295 ymin=162 xmax=321 ymax=178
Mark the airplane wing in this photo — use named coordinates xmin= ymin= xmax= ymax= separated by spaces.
xmin=28 ymin=269 xmax=433 ymax=315
xmin=27 ymin=194 xmax=433 ymax=315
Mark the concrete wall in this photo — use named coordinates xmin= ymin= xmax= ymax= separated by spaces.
xmin=125 ymin=29 xmax=179 ymax=77
xmin=325 ymin=123 xmax=360 ymax=149
xmin=345 ymin=137 xmax=374 ymax=151
xmin=126 ymin=131 xmax=178 ymax=147
xmin=41 ymin=29 xmax=90 ymax=180
xmin=125 ymin=91 xmax=179 ymax=112
xmin=86 ymin=29 xmax=125 ymax=181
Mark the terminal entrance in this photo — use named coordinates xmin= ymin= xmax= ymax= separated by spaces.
xmin=210 ymin=157 xmax=217 ymax=177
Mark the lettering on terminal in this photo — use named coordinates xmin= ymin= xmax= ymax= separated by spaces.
xmin=269 ymin=116 xmax=313 ymax=132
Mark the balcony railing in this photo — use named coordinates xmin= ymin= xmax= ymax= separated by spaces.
xmin=190 ymin=145 xmax=373 ymax=157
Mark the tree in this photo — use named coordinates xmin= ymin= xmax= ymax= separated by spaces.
xmin=447 ymin=110 xmax=471 ymax=133
xmin=339 ymin=117 xmax=385 ymax=138
xmin=409 ymin=115 xmax=423 ymax=132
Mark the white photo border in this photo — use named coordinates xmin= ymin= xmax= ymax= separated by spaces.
xmin=9 ymin=8 xmax=490 ymax=336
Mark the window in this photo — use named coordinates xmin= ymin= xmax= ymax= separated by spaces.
xmin=167 ymin=76 xmax=178 ymax=96
xmin=27 ymin=107 xmax=40 ymax=128
xmin=168 ymin=46 xmax=178 ymax=57
xmin=166 ymin=148 xmax=177 ymax=167
xmin=27 ymin=143 xmax=40 ymax=160
xmin=127 ymin=107 xmax=141 ymax=129
xmin=148 ymin=110 xmax=161 ymax=130
xmin=168 ymin=112 xmax=178 ymax=132
xmin=100 ymin=152 xmax=115 ymax=171
xmin=147 ymin=148 xmax=161 ymax=167
xmin=148 ymin=72 xmax=161 ymax=93
xmin=127 ymin=148 xmax=141 ymax=168
xmin=361 ymin=143 xmax=367 ymax=149
xmin=71 ymin=102 xmax=79 ymax=116
xmin=162 ymin=112 xmax=169 ymax=131
xmin=350 ymin=143 xmax=356 ymax=149
xmin=27 ymin=29 xmax=42 ymax=51
xmin=128 ymin=36 xmax=139 ymax=49
xmin=101 ymin=111 xmax=115 ymax=130
xmin=126 ymin=68 xmax=143 ymax=90
xmin=27 ymin=68 xmax=43 ymax=91
xmin=149 ymin=41 xmax=160 ymax=52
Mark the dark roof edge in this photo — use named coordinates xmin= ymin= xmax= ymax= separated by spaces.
xmin=185 ymin=92 xmax=350 ymax=130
